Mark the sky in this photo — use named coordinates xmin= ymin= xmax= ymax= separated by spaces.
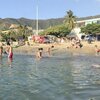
xmin=0 ymin=0 xmax=100 ymax=20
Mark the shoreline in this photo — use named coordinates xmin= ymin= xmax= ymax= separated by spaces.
xmin=12 ymin=41 xmax=100 ymax=56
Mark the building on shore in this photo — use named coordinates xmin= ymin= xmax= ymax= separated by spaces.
xmin=68 ymin=15 xmax=100 ymax=40
xmin=76 ymin=15 xmax=100 ymax=27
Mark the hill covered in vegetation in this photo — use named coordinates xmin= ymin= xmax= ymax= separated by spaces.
xmin=0 ymin=17 xmax=64 ymax=30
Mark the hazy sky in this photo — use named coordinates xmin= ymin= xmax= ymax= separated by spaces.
xmin=0 ymin=0 xmax=100 ymax=19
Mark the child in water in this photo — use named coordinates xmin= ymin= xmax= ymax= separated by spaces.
xmin=36 ymin=48 xmax=43 ymax=59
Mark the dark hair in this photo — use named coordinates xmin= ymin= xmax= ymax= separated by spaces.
xmin=7 ymin=42 xmax=10 ymax=45
xmin=51 ymin=45 xmax=54 ymax=48
xmin=38 ymin=48 xmax=43 ymax=50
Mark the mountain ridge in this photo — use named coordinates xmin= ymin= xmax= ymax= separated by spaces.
xmin=0 ymin=17 xmax=64 ymax=30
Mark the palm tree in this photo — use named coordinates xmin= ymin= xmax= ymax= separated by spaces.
xmin=17 ymin=25 xmax=32 ymax=41
xmin=64 ymin=10 xmax=76 ymax=30
xmin=17 ymin=25 xmax=27 ymax=39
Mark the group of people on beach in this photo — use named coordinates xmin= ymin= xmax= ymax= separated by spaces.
xmin=0 ymin=41 xmax=13 ymax=66
xmin=67 ymin=37 xmax=100 ymax=56
xmin=71 ymin=37 xmax=83 ymax=48
xmin=66 ymin=37 xmax=83 ymax=49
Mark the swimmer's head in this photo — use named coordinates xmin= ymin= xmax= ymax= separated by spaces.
xmin=51 ymin=45 xmax=54 ymax=48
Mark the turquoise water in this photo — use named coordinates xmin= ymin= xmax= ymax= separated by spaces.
xmin=0 ymin=53 xmax=100 ymax=100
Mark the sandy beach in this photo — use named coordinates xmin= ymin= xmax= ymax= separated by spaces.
xmin=12 ymin=41 xmax=100 ymax=55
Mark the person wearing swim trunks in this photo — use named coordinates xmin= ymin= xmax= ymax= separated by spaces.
xmin=6 ymin=42 xmax=13 ymax=66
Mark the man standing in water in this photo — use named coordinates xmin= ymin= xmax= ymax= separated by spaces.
xmin=6 ymin=42 xmax=13 ymax=66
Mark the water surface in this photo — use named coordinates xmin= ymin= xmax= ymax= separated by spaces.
xmin=0 ymin=53 xmax=100 ymax=100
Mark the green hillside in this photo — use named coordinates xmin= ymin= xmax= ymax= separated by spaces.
xmin=0 ymin=17 xmax=64 ymax=30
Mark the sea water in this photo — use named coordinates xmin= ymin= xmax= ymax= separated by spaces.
xmin=0 ymin=53 xmax=100 ymax=100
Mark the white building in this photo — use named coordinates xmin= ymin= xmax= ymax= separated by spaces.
xmin=76 ymin=15 xmax=100 ymax=27
xmin=70 ymin=15 xmax=100 ymax=40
